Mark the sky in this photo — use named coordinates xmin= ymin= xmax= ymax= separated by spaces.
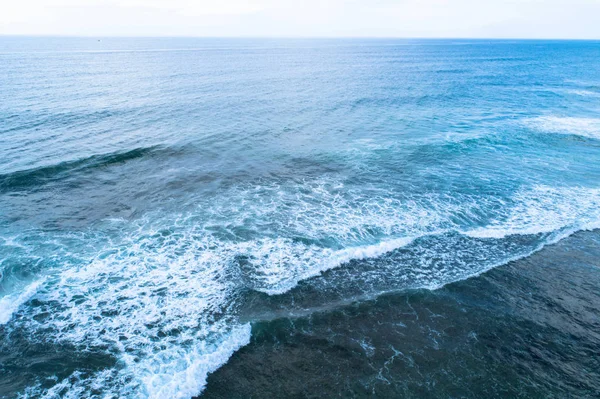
xmin=1 ymin=0 xmax=600 ymax=39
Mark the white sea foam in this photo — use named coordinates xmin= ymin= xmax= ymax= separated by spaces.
xmin=25 ymin=324 xmax=252 ymax=399
xmin=245 ymin=236 xmax=419 ymax=295
xmin=465 ymin=186 xmax=600 ymax=239
xmin=524 ymin=116 xmax=600 ymax=140
xmin=15 ymin=226 xmax=252 ymax=398
xmin=0 ymin=279 xmax=44 ymax=325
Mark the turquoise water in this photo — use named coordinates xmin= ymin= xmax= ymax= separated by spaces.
xmin=1 ymin=38 xmax=599 ymax=398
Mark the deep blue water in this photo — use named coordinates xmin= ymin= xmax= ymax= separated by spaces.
xmin=0 ymin=38 xmax=599 ymax=398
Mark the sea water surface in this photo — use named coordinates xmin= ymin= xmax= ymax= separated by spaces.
xmin=0 ymin=38 xmax=599 ymax=398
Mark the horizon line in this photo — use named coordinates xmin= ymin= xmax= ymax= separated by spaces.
xmin=1 ymin=34 xmax=600 ymax=41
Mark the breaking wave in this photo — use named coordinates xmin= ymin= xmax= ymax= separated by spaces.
xmin=2 ymin=179 xmax=600 ymax=398
xmin=524 ymin=116 xmax=600 ymax=140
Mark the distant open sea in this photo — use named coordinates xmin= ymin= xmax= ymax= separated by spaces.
xmin=1 ymin=38 xmax=599 ymax=398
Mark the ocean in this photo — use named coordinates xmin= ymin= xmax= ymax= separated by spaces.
xmin=0 ymin=38 xmax=599 ymax=398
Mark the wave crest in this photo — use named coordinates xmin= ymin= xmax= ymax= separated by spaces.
xmin=524 ymin=116 xmax=600 ymax=140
